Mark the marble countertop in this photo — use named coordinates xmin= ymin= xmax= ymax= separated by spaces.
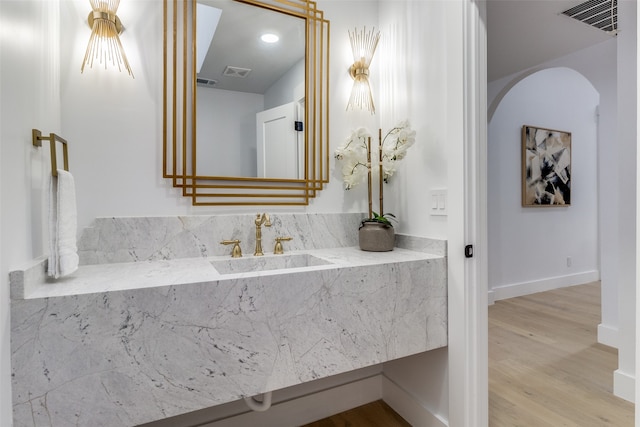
xmin=13 ymin=246 xmax=443 ymax=300
xmin=11 ymin=235 xmax=448 ymax=426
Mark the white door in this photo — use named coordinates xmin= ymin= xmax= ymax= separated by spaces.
xmin=256 ymin=102 xmax=299 ymax=179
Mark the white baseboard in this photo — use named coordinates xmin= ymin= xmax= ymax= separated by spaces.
xmin=597 ymin=323 xmax=618 ymax=348
xmin=487 ymin=290 xmax=495 ymax=305
xmin=204 ymin=375 xmax=383 ymax=427
xmin=490 ymin=270 xmax=600 ymax=302
xmin=613 ymin=369 xmax=635 ymax=403
xmin=382 ymin=375 xmax=448 ymax=427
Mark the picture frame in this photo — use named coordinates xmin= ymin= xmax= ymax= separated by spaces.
xmin=521 ymin=125 xmax=571 ymax=207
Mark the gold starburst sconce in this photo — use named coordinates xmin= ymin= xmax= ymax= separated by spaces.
xmin=81 ymin=0 xmax=134 ymax=77
xmin=346 ymin=27 xmax=380 ymax=114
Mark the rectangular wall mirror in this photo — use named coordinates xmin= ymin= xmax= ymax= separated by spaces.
xmin=163 ymin=0 xmax=330 ymax=206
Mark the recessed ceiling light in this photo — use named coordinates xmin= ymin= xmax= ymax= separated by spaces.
xmin=261 ymin=33 xmax=279 ymax=43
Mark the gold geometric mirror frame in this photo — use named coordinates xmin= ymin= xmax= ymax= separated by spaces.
xmin=163 ymin=0 xmax=330 ymax=206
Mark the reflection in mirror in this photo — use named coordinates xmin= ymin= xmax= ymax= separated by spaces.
xmin=163 ymin=0 xmax=329 ymax=206
xmin=195 ymin=0 xmax=306 ymax=179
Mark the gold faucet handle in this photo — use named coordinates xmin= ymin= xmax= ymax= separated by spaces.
xmin=274 ymin=237 xmax=293 ymax=254
xmin=220 ymin=239 xmax=242 ymax=258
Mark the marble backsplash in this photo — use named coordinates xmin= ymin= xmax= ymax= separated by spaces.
xmin=77 ymin=213 xmax=365 ymax=265
xmin=77 ymin=213 xmax=447 ymax=265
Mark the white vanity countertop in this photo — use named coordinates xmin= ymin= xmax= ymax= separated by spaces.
xmin=15 ymin=247 xmax=443 ymax=300
xmin=11 ymin=240 xmax=448 ymax=426
xmin=12 ymin=216 xmax=449 ymax=426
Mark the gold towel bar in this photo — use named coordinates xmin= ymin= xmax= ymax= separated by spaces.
xmin=32 ymin=129 xmax=69 ymax=177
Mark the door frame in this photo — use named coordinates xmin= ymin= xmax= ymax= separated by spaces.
xmin=448 ymin=1 xmax=489 ymax=426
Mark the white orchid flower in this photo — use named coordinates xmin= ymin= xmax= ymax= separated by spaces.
xmin=335 ymin=127 xmax=370 ymax=160
xmin=335 ymin=121 xmax=415 ymax=188
xmin=342 ymin=159 xmax=368 ymax=189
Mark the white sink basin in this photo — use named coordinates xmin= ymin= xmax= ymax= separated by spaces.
xmin=211 ymin=253 xmax=332 ymax=275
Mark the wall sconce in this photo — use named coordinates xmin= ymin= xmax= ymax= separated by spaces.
xmin=346 ymin=27 xmax=380 ymax=114
xmin=81 ymin=0 xmax=134 ymax=77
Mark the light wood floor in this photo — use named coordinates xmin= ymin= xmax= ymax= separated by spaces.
xmin=490 ymin=282 xmax=634 ymax=426
xmin=304 ymin=282 xmax=634 ymax=426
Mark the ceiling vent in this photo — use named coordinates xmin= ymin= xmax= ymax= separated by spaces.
xmin=562 ymin=0 xmax=618 ymax=35
xmin=223 ymin=66 xmax=252 ymax=78
xmin=197 ymin=77 xmax=218 ymax=88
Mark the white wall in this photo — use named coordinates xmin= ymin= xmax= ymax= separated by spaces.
xmin=0 ymin=1 xmax=61 ymax=426
xmin=59 ymin=0 xmax=192 ymax=230
xmin=264 ymin=58 xmax=305 ymax=109
xmin=0 ymin=60 xmax=3 ymax=427
xmin=488 ymin=67 xmax=600 ymax=300
xmin=376 ymin=1 xmax=449 ymax=241
xmin=0 ymin=0 xmax=461 ymax=425
xmin=376 ymin=0 xmax=465 ymax=423
xmin=54 ymin=0 xmax=386 ymax=230
xmin=196 ymin=88 xmax=264 ymax=177
xmin=55 ymin=0 xmax=453 ymax=232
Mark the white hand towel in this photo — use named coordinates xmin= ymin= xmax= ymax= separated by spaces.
xmin=48 ymin=169 xmax=79 ymax=278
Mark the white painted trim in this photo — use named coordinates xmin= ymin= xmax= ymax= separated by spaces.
xmin=382 ymin=375 xmax=447 ymax=427
xmin=613 ymin=369 xmax=636 ymax=403
xmin=452 ymin=2 xmax=489 ymax=427
xmin=635 ymin=0 xmax=640 ymax=417
xmin=491 ymin=270 xmax=600 ymax=302
xmin=487 ymin=290 xmax=495 ymax=305
xmin=597 ymin=323 xmax=619 ymax=349
xmin=446 ymin=0 xmax=468 ymax=421
xmin=204 ymin=375 xmax=383 ymax=427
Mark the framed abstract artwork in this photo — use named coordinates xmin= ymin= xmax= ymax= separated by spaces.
xmin=521 ymin=125 xmax=571 ymax=207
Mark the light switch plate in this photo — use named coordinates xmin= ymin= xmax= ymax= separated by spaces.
xmin=429 ymin=189 xmax=448 ymax=216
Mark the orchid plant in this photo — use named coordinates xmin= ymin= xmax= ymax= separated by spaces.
xmin=334 ymin=121 xmax=416 ymax=225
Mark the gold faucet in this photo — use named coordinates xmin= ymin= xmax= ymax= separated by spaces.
xmin=254 ymin=213 xmax=271 ymax=256
xmin=220 ymin=239 xmax=242 ymax=258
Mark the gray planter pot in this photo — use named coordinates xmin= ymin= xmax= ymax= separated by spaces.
xmin=358 ymin=221 xmax=395 ymax=252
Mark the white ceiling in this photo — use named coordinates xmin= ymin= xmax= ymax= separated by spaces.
xmin=486 ymin=0 xmax=615 ymax=82
xmin=198 ymin=0 xmax=305 ymax=94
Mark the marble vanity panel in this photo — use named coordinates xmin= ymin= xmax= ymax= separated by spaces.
xmin=11 ymin=258 xmax=447 ymax=427
xmin=77 ymin=213 xmax=365 ymax=265
xmin=395 ymin=233 xmax=447 ymax=256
